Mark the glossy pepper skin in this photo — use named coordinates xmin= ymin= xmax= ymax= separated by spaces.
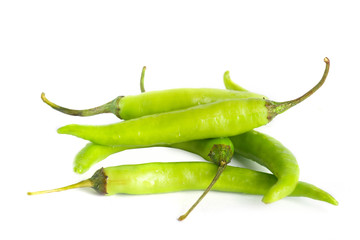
xmin=58 ymin=98 xmax=269 ymax=146
xmin=28 ymin=162 xmax=338 ymax=206
xmin=74 ymin=137 xmax=234 ymax=174
xmin=118 ymin=88 xmax=266 ymax=119
xmin=41 ymin=88 xmax=266 ymax=119
xmin=230 ymin=131 xmax=299 ymax=203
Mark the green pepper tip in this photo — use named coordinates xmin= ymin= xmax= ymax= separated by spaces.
xmin=57 ymin=126 xmax=66 ymax=134
xmin=57 ymin=125 xmax=76 ymax=135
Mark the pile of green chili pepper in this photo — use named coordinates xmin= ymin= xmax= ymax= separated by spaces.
xmin=28 ymin=57 xmax=337 ymax=221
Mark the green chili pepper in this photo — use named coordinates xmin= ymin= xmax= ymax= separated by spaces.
xmin=27 ymin=162 xmax=338 ymax=208
xmin=57 ymin=58 xmax=329 ymax=147
xmin=41 ymin=86 xmax=266 ymax=120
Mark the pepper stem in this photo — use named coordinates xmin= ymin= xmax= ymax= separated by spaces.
xmin=266 ymin=57 xmax=330 ymax=121
xmin=28 ymin=168 xmax=108 ymax=195
xmin=27 ymin=179 xmax=93 ymax=195
xmin=178 ymin=161 xmax=227 ymax=221
xmin=41 ymin=93 xmax=122 ymax=118
xmin=140 ymin=66 xmax=146 ymax=93
xmin=267 ymin=57 xmax=330 ymax=120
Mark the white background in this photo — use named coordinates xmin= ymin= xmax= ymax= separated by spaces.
xmin=1 ymin=1 xmax=359 ymax=239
